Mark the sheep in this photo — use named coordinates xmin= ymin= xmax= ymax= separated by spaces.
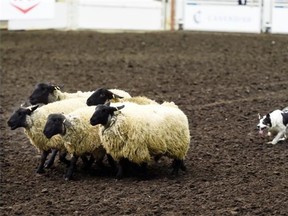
xmin=86 ymin=88 xmax=158 ymax=106
xmin=7 ymin=98 xmax=88 ymax=174
xmin=29 ymin=83 xmax=131 ymax=105
xmin=28 ymin=83 xmax=131 ymax=166
xmin=43 ymin=106 xmax=115 ymax=180
xmin=89 ymin=102 xmax=190 ymax=179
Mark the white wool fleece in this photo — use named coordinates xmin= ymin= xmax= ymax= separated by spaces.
xmin=24 ymin=98 xmax=87 ymax=151
xmin=61 ymin=106 xmax=104 ymax=159
xmin=100 ymin=102 xmax=190 ymax=164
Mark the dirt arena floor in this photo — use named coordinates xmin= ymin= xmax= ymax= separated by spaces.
xmin=1 ymin=30 xmax=288 ymax=215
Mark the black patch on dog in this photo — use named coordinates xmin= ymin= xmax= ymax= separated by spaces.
xmin=282 ymin=112 xmax=288 ymax=126
xmin=262 ymin=114 xmax=272 ymax=127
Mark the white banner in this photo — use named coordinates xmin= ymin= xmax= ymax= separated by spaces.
xmin=184 ymin=4 xmax=261 ymax=33
xmin=77 ymin=0 xmax=163 ymax=30
xmin=0 ymin=0 xmax=55 ymax=20
xmin=271 ymin=0 xmax=288 ymax=34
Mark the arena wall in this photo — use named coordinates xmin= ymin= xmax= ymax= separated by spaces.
xmin=183 ymin=0 xmax=262 ymax=33
xmin=0 ymin=0 xmax=287 ymax=34
xmin=270 ymin=0 xmax=288 ymax=34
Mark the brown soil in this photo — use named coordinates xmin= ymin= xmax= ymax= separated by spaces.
xmin=1 ymin=30 xmax=288 ymax=216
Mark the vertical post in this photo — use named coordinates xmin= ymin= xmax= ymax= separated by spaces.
xmin=177 ymin=0 xmax=185 ymax=30
xmin=161 ymin=0 xmax=167 ymax=30
xmin=170 ymin=0 xmax=175 ymax=31
xmin=261 ymin=0 xmax=272 ymax=33
xmin=67 ymin=0 xmax=78 ymax=30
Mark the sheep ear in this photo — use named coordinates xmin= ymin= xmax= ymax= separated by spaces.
xmin=58 ymin=84 xmax=64 ymax=89
xmin=116 ymin=105 xmax=125 ymax=111
xmin=112 ymin=93 xmax=123 ymax=99
xmin=104 ymin=101 xmax=111 ymax=106
xmin=28 ymin=105 xmax=39 ymax=115
xmin=20 ymin=101 xmax=31 ymax=107
xmin=53 ymin=85 xmax=62 ymax=91
xmin=48 ymin=82 xmax=62 ymax=91
xmin=20 ymin=101 xmax=29 ymax=107
xmin=31 ymin=104 xmax=39 ymax=111
xmin=46 ymin=85 xmax=56 ymax=93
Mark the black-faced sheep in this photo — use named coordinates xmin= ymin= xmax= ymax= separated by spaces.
xmin=28 ymin=83 xmax=131 ymax=166
xmin=86 ymin=88 xmax=158 ymax=106
xmin=7 ymin=98 xmax=87 ymax=173
xmin=43 ymin=106 xmax=115 ymax=180
xmin=89 ymin=102 xmax=190 ymax=179
xmin=29 ymin=83 xmax=131 ymax=105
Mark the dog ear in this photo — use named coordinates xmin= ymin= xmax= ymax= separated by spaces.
xmin=258 ymin=113 xmax=261 ymax=120
xmin=266 ymin=113 xmax=270 ymax=118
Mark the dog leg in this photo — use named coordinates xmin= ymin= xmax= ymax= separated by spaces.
xmin=269 ymin=131 xmax=286 ymax=145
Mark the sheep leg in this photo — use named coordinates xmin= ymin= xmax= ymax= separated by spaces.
xmin=136 ymin=162 xmax=148 ymax=178
xmin=44 ymin=149 xmax=58 ymax=168
xmin=65 ymin=155 xmax=78 ymax=180
xmin=107 ymin=154 xmax=116 ymax=170
xmin=88 ymin=155 xmax=95 ymax=166
xmin=95 ymin=156 xmax=107 ymax=170
xmin=139 ymin=162 xmax=147 ymax=174
xmin=81 ymin=155 xmax=94 ymax=170
xmin=116 ymin=158 xmax=126 ymax=179
xmin=180 ymin=160 xmax=186 ymax=171
xmin=171 ymin=159 xmax=182 ymax=176
xmin=36 ymin=150 xmax=50 ymax=174
xmin=59 ymin=151 xmax=70 ymax=166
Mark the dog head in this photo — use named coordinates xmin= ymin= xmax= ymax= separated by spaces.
xmin=257 ymin=113 xmax=272 ymax=136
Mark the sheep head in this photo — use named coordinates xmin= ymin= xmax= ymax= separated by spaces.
xmin=7 ymin=105 xmax=39 ymax=130
xmin=86 ymin=88 xmax=123 ymax=106
xmin=29 ymin=83 xmax=62 ymax=105
xmin=90 ymin=103 xmax=124 ymax=126
xmin=43 ymin=113 xmax=66 ymax=139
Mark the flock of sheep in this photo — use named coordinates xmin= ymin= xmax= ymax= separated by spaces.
xmin=7 ymin=83 xmax=191 ymax=180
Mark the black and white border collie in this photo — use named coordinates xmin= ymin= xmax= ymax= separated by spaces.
xmin=257 ymin=107 xmax=288 ymax=145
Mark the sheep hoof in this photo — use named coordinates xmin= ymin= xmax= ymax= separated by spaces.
xmin=181 ymin=167 xmax=187 ymax=172
xmin=64 ymin=175 xmax=72 ymax=181
xmin=171 ymin=159 xmax=184 ymax=176
xmin=116 ymin=172 xmax=123 ymax=180
xmin=44 ymin=162 xmax=54 ymax=169
xmin=36 ymin=169 xmax=45 ymax=174
xmin=180 ymin=161 xmax=186 ymax=171
xmin=116 ymin=175 xmax=122 ymax=180
xmin=171 ymin=169 xmax=179 ymax=176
